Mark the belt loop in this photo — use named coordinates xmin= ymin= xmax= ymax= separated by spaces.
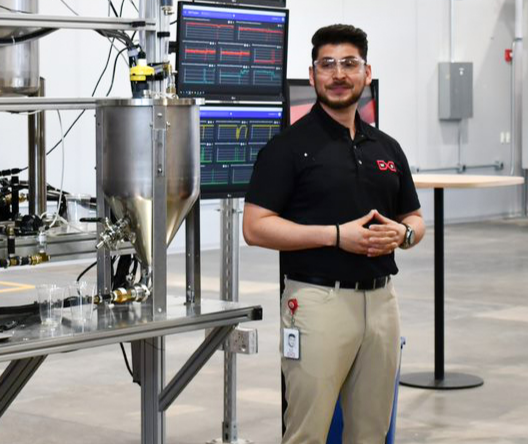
xmin=355 ymin=281 xmax=359 ymax=291
xmin=335 ymin=281 xmax=340 ymax=291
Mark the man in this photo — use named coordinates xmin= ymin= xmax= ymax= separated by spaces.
xmin=243 ymin=24 xmax=425 ymax=444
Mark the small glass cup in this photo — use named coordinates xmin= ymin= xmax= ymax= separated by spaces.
xmin=36 ymin=284 xmax=65 ymax=328
xmin=68 ymin=281 xmax=95 ymax=325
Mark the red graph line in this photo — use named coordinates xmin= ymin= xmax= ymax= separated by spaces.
xmin=238 ymin=27 xmax=283 ymax=34
xmin=186 ymin=49 xmax=216 ymax=55
xmin=254 ymin=49 xmax=281 ymax=64
xmin=221 ymin=50 xmax=250 ymax=57
xmin=187 ymin=22 xmax=234 ymax=29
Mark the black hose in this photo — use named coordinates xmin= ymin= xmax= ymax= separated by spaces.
xmin=76 ymin=261 xmax=97 ymax=283
xmin=0 ymin=28 xmax=57 ymax=46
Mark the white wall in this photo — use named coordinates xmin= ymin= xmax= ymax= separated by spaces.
xmin=1 ymin=0 xmax=526 ymax=252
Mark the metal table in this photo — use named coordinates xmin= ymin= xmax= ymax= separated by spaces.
xmin=400 ymin=174 xmax=524 ymax=390
xmin=0 ymin=297 xmax=262 ymax=437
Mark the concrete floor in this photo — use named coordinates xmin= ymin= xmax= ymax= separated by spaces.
xmin=0 ymin=219 xmax=527 ymax=443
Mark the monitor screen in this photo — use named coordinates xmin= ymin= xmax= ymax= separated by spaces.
xmin=176 ymin=2 xmax=289 ymax=101
xmin=287 ymin=79 xmax=379 ymax=128
xmin=207 ymin=0 xmax=286 ymax=7
xmin=200 ymin=104 xmax=285 ymax=198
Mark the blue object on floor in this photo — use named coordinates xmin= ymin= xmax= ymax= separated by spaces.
xmin=326 ymin=338 xmax=405 ymax=444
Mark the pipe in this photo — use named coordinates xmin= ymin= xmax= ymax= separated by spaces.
xmin=449 ymin=0 xmax=455 ymax=63
xmin=28 ymin=77 xmax=46 ymax=216
xmin=512 ymin=0 xmax=524 ymax=214
xmin=0 ymin=253 xmax=50 ymax=269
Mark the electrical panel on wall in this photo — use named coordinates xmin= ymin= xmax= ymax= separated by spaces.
xmin=438 ymin=62 xmax=473 ymax=120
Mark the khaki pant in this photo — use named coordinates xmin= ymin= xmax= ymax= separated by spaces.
xmin=281 ymin=278 xmax=401 ymax=444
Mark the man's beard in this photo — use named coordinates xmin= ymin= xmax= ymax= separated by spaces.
xmin=315 ymin=81 xmax=365 ymax=110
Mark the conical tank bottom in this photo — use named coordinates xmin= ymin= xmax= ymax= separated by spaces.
xmin=107 ymin=193 xmax=197 ymax=268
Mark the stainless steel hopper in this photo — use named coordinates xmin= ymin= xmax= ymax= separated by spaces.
xmin=96 ymin=98 xmax=200 ymax=266
xmin=0 ymin=0 xmax=40 ymax=96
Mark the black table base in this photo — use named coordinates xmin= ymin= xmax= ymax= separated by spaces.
xmin=400 ymin=372 xmax=484 ymax=390
xmin=400 ymin=187 xmax=483 ymax=390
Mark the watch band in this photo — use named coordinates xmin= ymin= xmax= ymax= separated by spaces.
xmin=400 ymin=223 xmax=414 ymax=250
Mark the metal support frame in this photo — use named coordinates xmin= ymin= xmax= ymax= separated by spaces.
xmin=28 ymin=78 xmax=47 ymax=216
xmin=141 ymin=337 xmax=165 ymax=444
xmin=221 ymin=198 xmax=239 ymax=443
xmin=186 ymin=198 xmax=202 ymax=306
xmin=151 ymin=104 xmax=168 ymax=316
xmin=0 ymin=13 xmax=156 ymax=30
xmin=0 ymin=97 xmax=98 ymax=112
xmin=159 ymin=325 xmax=235 ymax=411
xmin=0 ymin=356 xmax=46 ymax=418
xmin=95 ymin=109 xmax=113 ymax=297
xmin=210 ymin=198 xmax=251 ymax=444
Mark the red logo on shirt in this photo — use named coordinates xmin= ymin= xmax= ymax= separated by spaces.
xmin=377 ymin=160 xmax=397 ymax=172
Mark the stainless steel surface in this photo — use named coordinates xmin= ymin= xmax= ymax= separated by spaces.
xmin=97 ymin=98 xmax=200 ymax=266
xmin=0 ymin=97 xmax=98 ymax=111
xmin=0 ymin=13 xmax=157 ymax=30
xmin=0 ymin=297 xmax=262 ymax=362
xmin=27 ymin=77 xmax=46 ymax=215
xmin=186 ymin=199 xmax=201 ymax=306
xmin=0 ymin=1 xmax=39 ymax=96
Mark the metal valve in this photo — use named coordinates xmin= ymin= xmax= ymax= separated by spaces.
xmin=93 ymin=217 xmax=135 ymax=251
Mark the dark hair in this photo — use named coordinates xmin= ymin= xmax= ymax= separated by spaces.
xmin=311 ymin=24 xmax=368 ymax=62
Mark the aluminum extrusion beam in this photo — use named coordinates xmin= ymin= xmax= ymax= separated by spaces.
xmin=185 ymin=199 xmax=202 ymax=306
xmin=159 ymin=325 xmax=235 ymax=411
xmin=0 ymin=13 xmax=156 ymax=30
xmin=142 ymin=337 xmax=165 ymax=444
xmin=0 ymin=97 xmax=99 ymax=112
xmin=0 ymin=356 xmax=46 ymax=418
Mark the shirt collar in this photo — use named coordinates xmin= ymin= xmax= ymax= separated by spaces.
xmin=312 ymin=101 xmax=376 ymax=142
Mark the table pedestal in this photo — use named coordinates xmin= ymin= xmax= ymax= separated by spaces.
xmin=400 ymin=188 xmax=483 ymax=390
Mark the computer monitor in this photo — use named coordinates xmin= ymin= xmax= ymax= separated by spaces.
xmin=286 ymin=78 xmax=379 ymax=128
xmin=200 ymin=104 xmax=285 ymax=198
xmin=176 ymin=1 xmax=289 ymax=101
xmin=205 ymin=0 xmax=286 ymax=7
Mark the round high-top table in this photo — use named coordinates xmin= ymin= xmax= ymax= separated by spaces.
xmin=399 ymin=174 xmax=524 ymax=390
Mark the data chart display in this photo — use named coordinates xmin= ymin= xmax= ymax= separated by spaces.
xmin=200 ymin=106 xmax=284 ymax=198
xmin=177 ymin=2 xmax=288 ymax=101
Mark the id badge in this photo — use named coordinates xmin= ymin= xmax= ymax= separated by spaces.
xmin=283 ymin=327 xmax=300 ymax=360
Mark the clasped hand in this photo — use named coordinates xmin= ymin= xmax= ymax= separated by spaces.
xmin=339 ymin=209 xmax=405 ymax=257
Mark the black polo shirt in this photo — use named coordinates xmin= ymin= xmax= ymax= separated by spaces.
xmin=245 ymin=102 xmax=421 ymax=282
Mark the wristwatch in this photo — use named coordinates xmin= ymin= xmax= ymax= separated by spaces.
xmin=400 ymin=223 xmax=415 ymax=250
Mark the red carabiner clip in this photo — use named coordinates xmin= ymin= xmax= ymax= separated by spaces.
xmin=287 ymin=298 xmax=299 ymax=316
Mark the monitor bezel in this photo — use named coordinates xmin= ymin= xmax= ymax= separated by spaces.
xmin=196 ymin=0 xmax=287 ymax=7
xmin=199 ymin=102 xmax=287 ymax=200
xmin=285 ymin=78 xmax=379 ymax=128
xmin=176 ymin=1 xmax=289 ymax=102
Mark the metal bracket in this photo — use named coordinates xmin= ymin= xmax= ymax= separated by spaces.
xmin=206 ymin=327 xmax=258 ymax=355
